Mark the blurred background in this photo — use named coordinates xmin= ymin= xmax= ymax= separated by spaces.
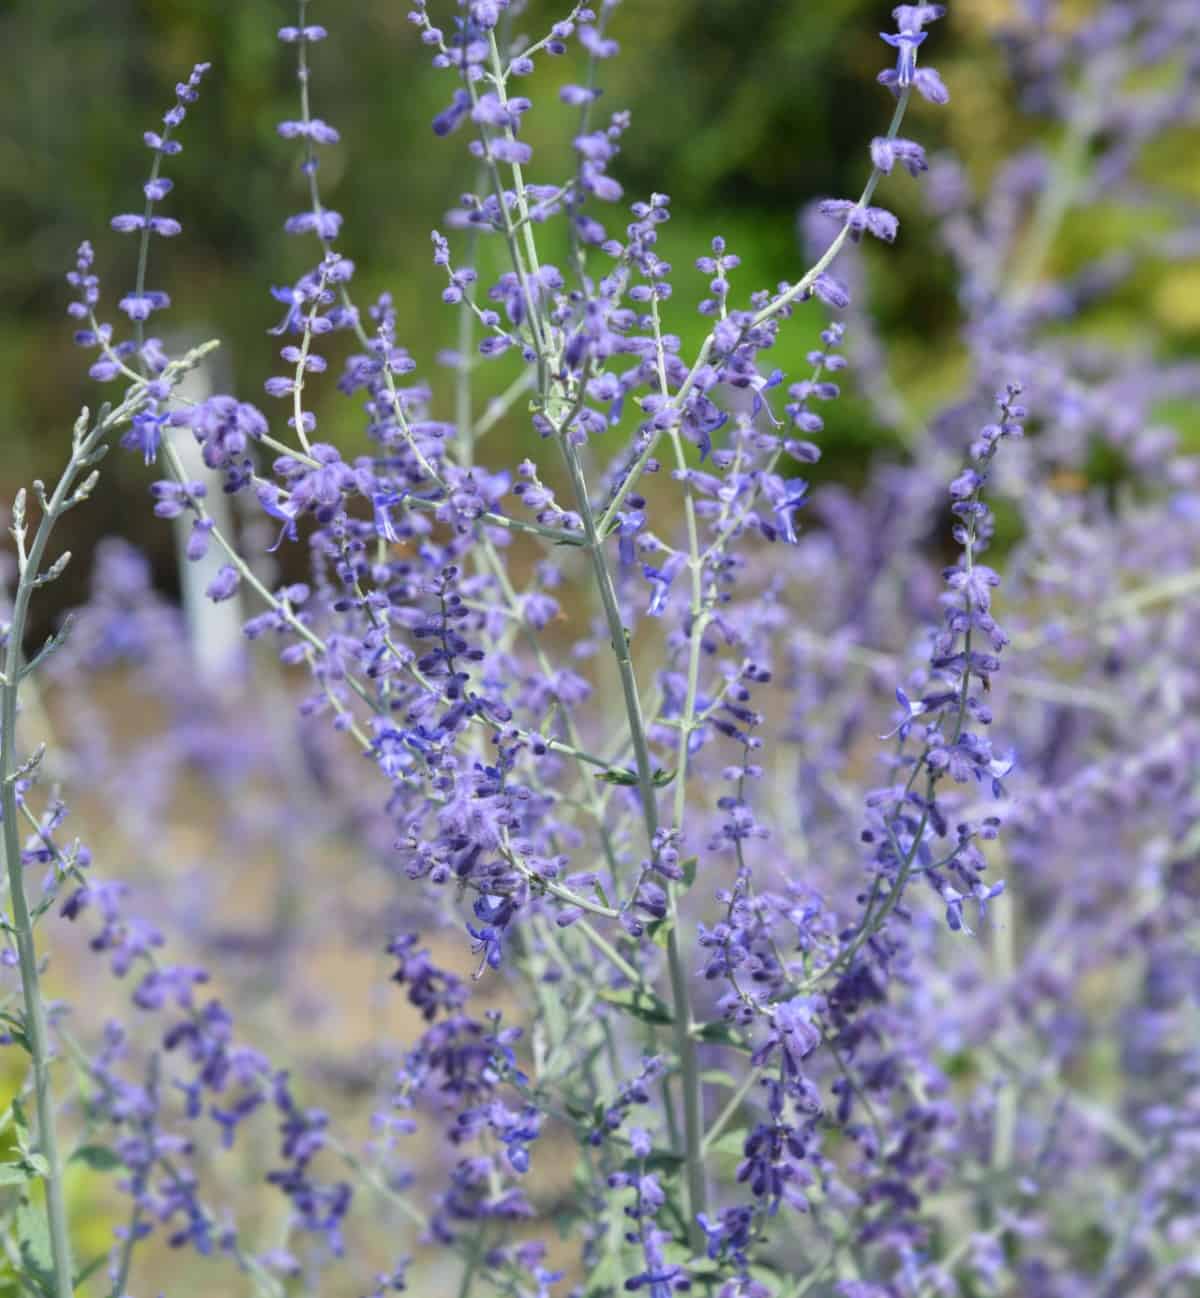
xmin=4 ymin=0 xmax=1164 ymax=622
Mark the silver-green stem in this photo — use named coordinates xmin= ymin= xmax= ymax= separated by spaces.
xmin=1 ymin=411 xmax=125 ymax=1297
xmin=555 ymin=429 xmax=709 ymax=1248
xmin=1 ymin=355 xmax=202 ymax=1295
xmin=651 ymin=292 xmax=712 ymax=1234
xmin=748 ymin=87 xmax=911 ymax=330
xmin=702 ymin=1067 xmax=762 ymax=1154
xmin=596 ymin=88 xmax=913 ymax=534
xmin=2 ymin=660 xmax=74 ymax=1298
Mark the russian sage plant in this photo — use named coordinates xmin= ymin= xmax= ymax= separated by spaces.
xmin=2 ymin=2 xmax=1199 ymax=1297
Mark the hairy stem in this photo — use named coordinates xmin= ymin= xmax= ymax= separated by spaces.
xmin=651 ymin=292 xmax=712 ymax=1234
xmin=555 ymin=427 xmax=708 ymax=1248
xmin=1 ymin=412 xmax=124 ymax=1297
xmin=0 ymin=356 xmax=200 ymax=1293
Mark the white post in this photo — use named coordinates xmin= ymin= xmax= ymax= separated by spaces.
xmin=166 ymin=335 xmax=246 ymax=688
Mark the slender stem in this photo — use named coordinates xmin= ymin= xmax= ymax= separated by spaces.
xmin=784 ymin=1246 xmax=839 ymax=1298
xmin=1013 ymin=563 xmax=1200 ymax=651
xmin=274 ymin=18 xmax=582 ymax=551
xmin=599 ymin=328 xmax=710 ymax=529
xmin=454 ymin=178 xmax=483 ymax=469
xmin=988 ymin=894 xmax=1017 ymax=1210
xmin=789 ymin=628 xmax=1121 ymax=717
xmin=440 ymin=3 xmax=824 ymax=1247
xmin=487 ymin=32 xmax=552 ymax=378
xmin=912 ymin=1223 xmax=1007 ymax=1298
xmin=473 ymin=367 xmax=536 ymax=438
xmin=109 ymin=1054 xmax=158 ymax=1298
xmin=0 ymin=409 xmax=135 ymax=1296
xmin=504 ymin=2 xmax=588 ymax=73
xmin=597 ymin=87 xmax=913 ymax=533
xmin=328 ymin=1137 xmax=430 ymax=1231
xmin=557 ymin=439 xmax=658 ymax=829
xmin=131 ymin=162 xmax=164 ymax=361
xmin=289 ymin=266 xmax=330 ymax=456
xmin=750 ymin=87 xmax=911 ymax=330
xmin=2 ymin=689 xmax=74 ymax=1298
xmin=296 ymin=0 xmax=332 ymax=260
xmin=456 ymin=51 xmax=547 ymax=391
xmin=1011 ymin=84 xmax=1104 ymax=305
xmin=0 ymin=375 xmax=197 ymax=1287
xmin=475 ymin=543 xmax=622 ymax=870
xmin=576 ymin=917 xmax=645 ymax=989
xmin=555 ymin=427 xmax=708 ymax=1248
xmin=502 ymin=844 xmax=621 ymax=920
xmin=457 ymin=1223 xmax=487 ymax=1298
xmin=649 ymin=293 xmax=713 ymax=1232
xmin=702 ymin=1067 xmax=761 ymax=1153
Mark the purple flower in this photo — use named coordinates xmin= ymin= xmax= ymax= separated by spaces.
xmin=110 ymin=214 xmax=183 ymax=237
xmin=284 ymin=210 xmax=344 ymax=239
xmin=206 ymin=565 xmax=240 ymax=602
xmin=122 ymin=405 xmax=168 ymax=464
xmin=278 ymin=118 xmax=341 ymax=144
xmin=642 ymin=554 xmax=685 ymax=616
xmin=879 ymin=4 xmax=947 ymax=96
xmin=912 ymin=65 xmax=950 ymax=104
xmin=434 ymin=90 xmax=472 ymax=136
xmin=278 ymin=24 xmax=328 ymax=42
xmin=880 ymin=27 xmax=928 ymax=87
xmin=118 ymin=291 xmax=171 ymax=321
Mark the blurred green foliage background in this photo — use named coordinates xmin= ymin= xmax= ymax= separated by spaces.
xmin=1 ymin=0 xmax=1198 ymax=609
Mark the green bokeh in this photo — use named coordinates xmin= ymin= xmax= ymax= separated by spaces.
xmin=1 ymin=0 xmax=1198 ymax=612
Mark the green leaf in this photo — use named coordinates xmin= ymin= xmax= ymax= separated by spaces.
xmin=699 ymin=1068 xmax=739 ymax=1089
xmin=69 ymin=1143 xmax=122 ymax=1172
xmin=695 ymin=1020 xmax=752 ymax=1051
xmin=73 ymin=1255 xmax=108 ymax=1289
xmin=0 ymin=1163 xmax=31 ymax=1187
xmin=621 ymin=1148 xmax=685 ymax=1177
xmin=663 ymin=1238 xmax=719 ymax=1272
xmin=707 ymin=1128 xmax=749 ymax=1158
xmin=0 ymin=1014 xmax=30 ymax=1054
xmin=563 ymin=1098 xmax=595 ymax=1123
xmin=595 ymin=767 xmax=638 ymax=787
xmin=646 ymin=917 xmax=674 ymax=950
xmin=15 ymin=1192 xmax=55 ymax=1298
xmin=594 ymin=766 xmax=675 ymax=789
xmin=681 ymin=856 xmax=698 ymax=890
xmin=581 ymin=1250 xmax=624 ymax=1297
xmin=750 ymin=1262 xmax=792 ymax=1290
xmin=596 ymin=986 xmax=674 ymax=1026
